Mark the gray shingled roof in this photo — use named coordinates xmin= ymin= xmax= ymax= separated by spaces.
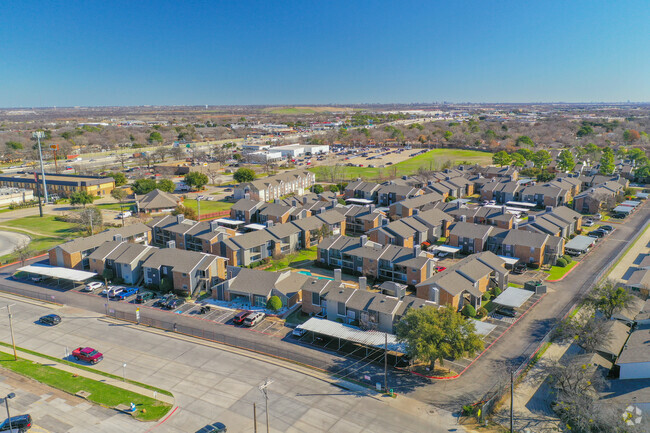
xmin=136 ymin=189 xmax=180 ymax=210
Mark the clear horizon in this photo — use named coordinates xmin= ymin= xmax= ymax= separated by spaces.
xmin=2 ymin=0 xmax=649 ymax=107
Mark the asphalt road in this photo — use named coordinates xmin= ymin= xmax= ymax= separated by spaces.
xmin=0 ymin=230 xmax=30 ymax=256
xmin=0 ymin=297 xmax=461 ymax=433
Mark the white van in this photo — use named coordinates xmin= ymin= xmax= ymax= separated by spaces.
xmin=117 ymin=211 xmax=132 ymax=219
xmin=243 ymin=312 xmax=265 ymax=327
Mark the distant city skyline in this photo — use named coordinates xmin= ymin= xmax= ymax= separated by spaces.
xmin=2 ymin=0 xmax=649 ymax=107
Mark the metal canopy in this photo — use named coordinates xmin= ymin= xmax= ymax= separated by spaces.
xmin=17 ymin=264 xmax=97 ymax=281
xmin=345 ymin=198 xmax=374 ymax=204
xmin=497 ymin=255 xmax=520 ymax=265
xmin=215 ymin=218 xmax=245 ymax=225
xmin=430 ymin=245 xmax=462 ymax=253
xmin=299 ymin=317 xmax=405 ymax=353
xmin=565 ymin=235 xmax=596 ymax=252
xmin=492 ymin=287 xmax=534 ymax=308
xmin=612 ymin=205 xmax=633 ymax=213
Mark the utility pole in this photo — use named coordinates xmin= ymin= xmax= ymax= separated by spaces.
xmin=33 ymin=131 xmax=49 ymax=203
xmin=384 ymin=333 xmax=388 ymax=393
xmin=253 ymin=402 xmax=258 ymax=433
xmin=510 ymin=370 xmax=514 ymax=433
xmin=197 ymin=196 xmax=201 ymax=221
xmin=259 ymin=378 xmax=273 ymax=433
xmin=34 ymin=173 xmax=43 ymax=217
xmin=1 ymin=305 xmax=18 ymax=360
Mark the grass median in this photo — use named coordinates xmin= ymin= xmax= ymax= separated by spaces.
xmin=0 ymin=351 xmax=171 ymax=421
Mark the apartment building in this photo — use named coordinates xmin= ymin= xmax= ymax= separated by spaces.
xmin=88 ymin=241 xmax=157 ymax=285
xmin=135 ymin=189 xmax=181 ymax=214
xmin=388 ymin=192 xmax=444 ymax=218
xmin=234 ymin=170 xmax=315 ymax=201
xmin=338 ymin=205 xmax=387 ymax=236
xmin=573 ymin=181 xmax=625 ymax=214
xmin=369 ymin=208 xmax=452 ymax=247
xmin=212 ymin=267 xmax=305 ymax=308
xmin=148 ymin=214 xmax=234 ymax=255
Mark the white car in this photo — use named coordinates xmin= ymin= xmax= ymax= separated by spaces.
xmin=117 ymin=211 xmax=132 ymax=219
xmin=292 ymin=326 xmax=306 ymax=338
xmin=81 ymin=281 xmax=104 ymax=292
xmin=583 ymin=219 xmax=595 ymax=227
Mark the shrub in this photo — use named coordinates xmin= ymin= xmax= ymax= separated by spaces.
xmin=477 ymin=307 xmax=488 ymax=319
xmin=528 ymin=263 xmax=539 ymax=269
xmin=462 ymin=405 xmax=476 ymax=416
xmin=482 ymin=292 xmax=492 ymax=301
xmin=461 ymin=304 xmax=476 ymax=317
xmin=492 ymin=287 xmax=502 ymax=297
xmin=266 ymin=295 xmax=282 ymax=311
xmin=562 ymin=254 xmax=572 ymax=263
xmin=556 ymin=258 xmax=567 ymax=268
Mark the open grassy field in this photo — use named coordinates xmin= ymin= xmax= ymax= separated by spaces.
xmin=263 ymin=106 xmax=358 ymax=115
xmin=310 ymin=148 xmax=493 ymax=181
xmin=0 ymin=351 xmax=171 ymax=421
xmin=182 ymin=198 xmax=233 ymax=213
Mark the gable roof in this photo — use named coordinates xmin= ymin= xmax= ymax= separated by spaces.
xmin=135 ymin=189 xmax=180 ymax=210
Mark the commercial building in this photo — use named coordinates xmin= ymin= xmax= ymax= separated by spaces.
xmin=0 ymin=187 xmax=34 ymax=206
xmin=0 ymin=172 xmax=115 ymax=197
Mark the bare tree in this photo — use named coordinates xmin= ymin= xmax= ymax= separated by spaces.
xmin=115 ymin=153 xmax=130 ymax=170
xmin=154 ymin=147 xmax=169 ymax=163
xmin=13 ymin=239 xmax=33 ymax=266
xmin=204 ymin=167 xmax=221 ymax=185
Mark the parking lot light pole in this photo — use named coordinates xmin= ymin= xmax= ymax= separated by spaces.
xmin=259 ymin=378 xmax=273 ymax=433
xmin=0 ymin=304 xmax=17 ymax=360
xmin=33 ymin=131 xmax=49 ymax=203
xmin=2 ymin=392 xmax=16 ymax=431
xmin=123 ymin=363 xmax=127 ymax=382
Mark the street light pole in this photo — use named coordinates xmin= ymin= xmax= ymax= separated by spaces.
xmin=0 ymin=304 xmax=17 ymax=360
xmin=123 ymin=363 xmax=127 ymax=382
xmin=33 ymin=131 xmax=49 ymax=203
xmin=259 ymin=378 xmax=273 ymax=433
xmin=2 ymin=392 xmax=15 ymax=431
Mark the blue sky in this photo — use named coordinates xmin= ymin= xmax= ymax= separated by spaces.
xmin=1 ymin=0 xmax=649 ymax=106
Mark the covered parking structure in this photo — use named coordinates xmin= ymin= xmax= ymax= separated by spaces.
xmin=612 ymin=205 xmax=634 ymax=217
xmin=565 ymin=235 xmax=596 ymax=256
xmin=492 ymin=287 xmax=535 ymax=309
xmin=16 ymin=264 xmax=97 ymax=290
xmin=298 ymin=317 xmax=408 ymax=365
xmin=429 ymin=244 xmax=461 ymax=258
xmin=497 ymin=255 xmax=520 ymax=269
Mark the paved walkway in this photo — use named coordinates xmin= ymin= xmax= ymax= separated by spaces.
xmin=0 ymin=346 xmax=175 ymax=405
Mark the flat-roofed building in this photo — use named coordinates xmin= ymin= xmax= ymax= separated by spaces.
xmin=0 ymin=172 xmax=115 ymax=197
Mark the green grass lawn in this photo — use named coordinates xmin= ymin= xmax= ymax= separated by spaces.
xmin=0 ymin=351 xmax=171 ymax=421
xmin=182 ymin=199 xmax=233 ymax=213
xmin=310 ymin=148 xmax=493 ymax=181
xmin=94 ymin=201 xmax=136 ymax=212
xmin=285 ymin=309 xmax=310 ymax=326
xmin=546 ymin=260 xmax=578 ymax=281
xmin=264 ymin=247 xmax=318 ymax=271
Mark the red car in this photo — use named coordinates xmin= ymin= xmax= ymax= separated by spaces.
xmin=233 ymin=311 xmax=251 ymax=325
xmin=435 ymin=266 xmax=447 ymax=272
xmin=72 ymin=347 xmax=103 ymax=364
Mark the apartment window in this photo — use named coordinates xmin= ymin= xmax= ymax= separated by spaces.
xmin=337 ymin=302 xmax=346 ymax=316
xmin=312 ymin=292 xmax=320 ymax=306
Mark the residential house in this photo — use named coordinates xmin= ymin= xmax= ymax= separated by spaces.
xmin=135 ymin=189 xmax=180 ymax=214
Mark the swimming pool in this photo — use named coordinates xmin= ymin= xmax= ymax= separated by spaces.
xmin=297 ymin=271 xmax=334 ymax=280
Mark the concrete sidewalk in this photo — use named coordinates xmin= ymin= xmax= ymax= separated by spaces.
xmin=0 ymin=346 xmax=175 ymax=405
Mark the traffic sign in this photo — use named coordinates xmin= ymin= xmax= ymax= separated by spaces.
xmin=49 ymin=144 xmax=59 ymax=150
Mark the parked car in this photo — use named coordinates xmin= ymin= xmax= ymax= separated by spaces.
xmin=0 ymin=414 xmax=33 ymax=433
xmin=38 ymin=314 xmax=61 ymax=326
xmin=29 ymin=276 xmax=43 ymax=282
xmin=153 ymin=294 xmax=173 ymax=308
xmin=117 ymin=211 xmax=132 ymax=219
xmin=81 ymin=281 xmax=103 ymax=292
xmin=233 ymin=311 xmax=251 ymax=325
xmin=107 ymin=286 xmax=126 ymax=298
xmin=114 ymin=287 xmax=139 ymax=300
xmin=243 ymin=312 xmax=265 ymax=327
xmin=198 ymin=305 xmax=211 ymax=315
xmin=162 ymin=297 xmax=185 ymax=310
xmin=582 ymin=219 xmax=595 ymax=227
xmin=292 ymin=326 xmax=306 ymax=338
xmin=588 ymin=229 xmax=607 ymax=238
xmin=135 ymin=291 xmax=155 ymax=304
xmin=72 ymin=346 xmax=103 ymax=364
xmin=435 ymin=266 xmax=447 ymax=272
xmin=599 ymin=225 xmax=614 ymax=233
xmin=204 ymin=422 xmax=227 ymax=433
xmin=512 ymin=263 xmax=528 ymax=274
xmin=496 ymin=306 xmax=517 ymax=318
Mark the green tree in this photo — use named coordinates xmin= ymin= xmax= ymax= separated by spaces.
xmin=492 ymin=150 xmax=511 ymax=167
xmin=266 ymin=295 xmax=282 ymax=311
xmin=5 ymin=141 xmax=23 ymax=150
xmin=443 ymin=131 xmax=453 ymax=140
xmin=109 ymin=172 xmax=127 ymax=186
xmin=148 ymin=131 xmax=163 ymax=143
xmin=623 ymin=129 xmax=640 ymax=143
xmin=516 ymin=135 xmax=534 ymax=147
xmin=233 ymin=167 xmax=256 ymax=183
xmin=599 ymin=148 xmax=615 ymax=175
xmin=532 ymin=150 xmax=552 ymax=168
xmin=635 ymin=164 xmax=650 ymax=182
xmin=183 ymin=172 xmax=209 ymax=191
xmin=510 ymin=152 xmax=526 ymax=167
xmin=328 ymin=184 xmax=339 ymax=193
xmin=484 ymin=129 xmax=498 ymax=141
xmin=627 ymin=148 xmax=646 ymax=163
xmin=395 ymin=305 xmax=483 ymax=369
xmin=557 ymin=149 xmax=576 ymax=172
xmin=132 ymin=178 xmax=157 ymax=195
xmin=516 ymin=148 xmax=533 ymax=160
xmin=584 ymin=280 xmax=633 ymax=319
xmin=583 ymin=143 xmax=600 ymax=160
xmin=156 ymin=179 xmax=176 ymax=193
xmin=576 ymin=125 xmax=594 ymax=137
xmin=110 ymin=187 xmax=128 ymax=203
xmin=70 ymin=191 xmax=95 ymax=207
xmin=311 ymin=184 xmax=324 ymax=194
xmin=172 ymin=205 xmax=198 ymax=220
xmin=537 ymin=169 xmax=555 ymax=182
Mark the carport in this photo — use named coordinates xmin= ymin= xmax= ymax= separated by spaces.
xmin=429 ymin=245 xmax=461 ymax=258
xmin=16 ymin=264 xmax=97 ymax=289
xmin=492 ymin=287 xmax=534 ymax=309
xmin=620 ymin=200 xmax=641 ymax=208
xmin=497 ymin=255 xmax=520 ymax=269
xmin=612 ymin=205 xmax=633 ymax=216
xmin=299 ymin=317 xmax=406 ymax=363
xmin=345 ymin=198 xmax=374 ymax=205
xmin=565 ymin=235 xmax=596 ymax=256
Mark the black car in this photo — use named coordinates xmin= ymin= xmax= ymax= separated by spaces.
xmin=204 ymin=422 xmax=227 ymax=433
xmin=588 ymin=229 xmax=607 ymax=238
xmin=135 ymin=291 xmax=155 ymax=304
xmin=496 ymin=307 xmax=517 ymax=318
xmin=599 ymin=225 xmax=614 ymax=233
xmin=38 ymin=314 xmax=61 ymax=326
xmin=153 ymin=294 xmax=173 ymax=308
xmin=0 ymin=414 xmax=33 ymax=432
xmin=162 ymin=297 xmax=185 ymax=310
xmin=512 ymin=263 xmax=527 ymax=274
